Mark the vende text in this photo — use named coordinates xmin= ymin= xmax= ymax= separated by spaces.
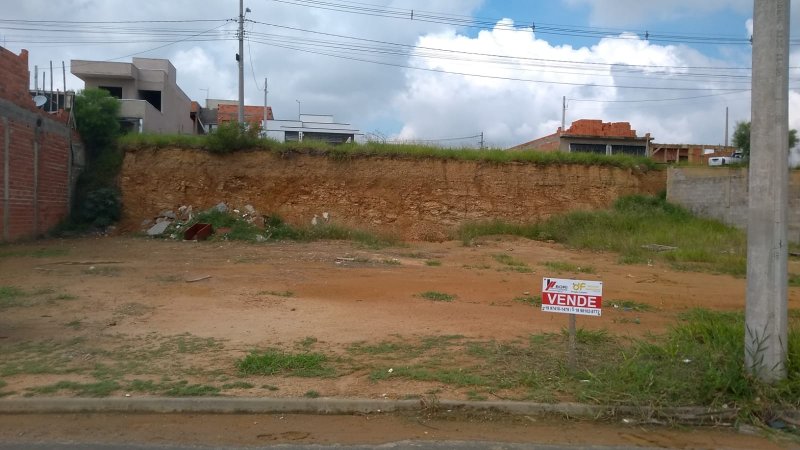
xmin=544 ymin=293 xmax=602 ymax=309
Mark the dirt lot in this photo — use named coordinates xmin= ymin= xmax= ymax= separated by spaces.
xmin=1 ymin=235 xmax=799 ymax=402
xmin=3 ymin=234 xmax=800 ymax=447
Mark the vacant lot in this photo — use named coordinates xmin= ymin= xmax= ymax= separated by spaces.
xmin=1 ymin=235 xmax=798 ymax=403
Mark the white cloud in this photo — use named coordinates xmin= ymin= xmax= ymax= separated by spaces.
xmin=392 ymin=19 xmax=754 ymax=148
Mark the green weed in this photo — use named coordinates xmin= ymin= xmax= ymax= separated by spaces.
xmin=0 ymin=286 xmax=27 ymax=308
xmin=610 ymin=299 xmax=654 ymax=312
xmin=425 ymin=260 xmax=442 ymax=267
xmin=259 ymin=290 xmax=294 ymax=298
xmin=222 ymin=381 xmax=254 ymax=389
xmin=542 ymin=261 xmax=595 ymax=274
xmin=304 ymin=390 xmax=321 ymax=398
xmin=513 ymin=296 xmax=542 ymax=306
xmin=418 ymin=291 xmax=456 ymax=302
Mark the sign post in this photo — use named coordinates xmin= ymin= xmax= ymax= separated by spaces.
xmin=541 ymin=277 xmax=603 ymax=372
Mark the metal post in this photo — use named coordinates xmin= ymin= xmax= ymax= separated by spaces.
xmin=567 ymin=314 xmax=577 ymax=372
xmin=746 ymin=0 xmax=790 ymax=382
xmin=237 ymin=0 xmax=245 ymax=125
xmin=561 ymin=96 xmax=566 ymax=133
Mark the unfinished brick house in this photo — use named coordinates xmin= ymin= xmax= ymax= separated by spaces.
xmin=511 ymin=119 xmax=653 ymax=157
xmin=0 ymin=47 xmax=82 ymax=242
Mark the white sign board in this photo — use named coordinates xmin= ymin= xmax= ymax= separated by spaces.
xmin=541 ymin=277 xmax=603 ymax=317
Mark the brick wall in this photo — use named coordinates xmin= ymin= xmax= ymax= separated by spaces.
xmin=565 ymin=119 xmax=637 ymax=138
xmin=667 ymin=167 xmax=800 ymax=241
xmin=1 ymin=47 xmax=81 ymax=242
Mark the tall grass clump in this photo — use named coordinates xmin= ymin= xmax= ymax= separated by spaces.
xmin=458 ymin=194 xmax=747 ymax=276
xmin=580 ymin=309 xmax=800 ymax=415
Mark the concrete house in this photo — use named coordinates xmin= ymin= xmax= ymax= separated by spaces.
xmin=265 ymin=114 xmax=359 ymax=144
xmin=511 ymin=119 xmax=653 ymax=157
xmin=71 ymin=57 xmax=193 ymax=134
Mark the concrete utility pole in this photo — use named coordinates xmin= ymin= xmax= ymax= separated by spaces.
xmin=725 ymin=106 xmax=729 ymax=147
xmin=263 ymin=77 xmax=268 ymax=133
xmin=237 ymin=0 xmax=245 ymax=125
xmin=746 ymin=0 xmax=790 ymax=383
xmin=561 ymin=96 xmax=567 ymax=132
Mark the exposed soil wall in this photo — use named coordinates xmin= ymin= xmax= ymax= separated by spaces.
xmin=120 ymin=148 xmax=666 ymax=240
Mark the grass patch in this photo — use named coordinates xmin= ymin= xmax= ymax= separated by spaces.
xmin=790 ymin=274 xmax=800 ymax=287
xmin=82 ymin=266 xmax=121 ymax=277
xmin=262 ymin=384 xmax=280 ymax=391
xmin=579 ymin=309 xmax=800 ymax=414
xmin=0 ymin=247 xmax=69 ymax=258
xmin=458 ymin=194 xmax=747 ymax=276
xmin=119 ymin=134 xmax=658 ymax=171
xmin=128 ymin=379 xmax=220 ymax=396
xmin=64 ymin=320 xmax=82 ymax=330
xmin=304 ymin=390 xmax=321 ymax=398
xmin=382 ymin=258 xmax=401 ymax=265
xmin=542 ymin=261 xmax=595 ymax=274
xmin=492 ymin=254 xmax=533 ymax=273
xmin=27 ymin=380 xmax=119 ymax=397
xmin=425 ymin=260 xmax=442 ymax=267
xmin=222 ymin=381 xmax=254 ymax=390
xmin=513 ymin=295 xmax=542 ymax=307
xmin=418 ymin=291 xmax=456 ymax=302
xmin=0 ymin=286 xmax=27 ymax=308
xmin=258 ymin=290 xmax=294 ymax=298
xmin=609 ymin=299 xmax=653 ymax=312
xmin=237 ymin=350 xmax=333 ymax=377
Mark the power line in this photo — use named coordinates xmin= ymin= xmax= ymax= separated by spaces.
xmin=268 ymin=0 xmax=797 ymax=46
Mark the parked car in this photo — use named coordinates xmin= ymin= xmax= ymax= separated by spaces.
xmin=708 ymin=152 xmax=744 ymax=166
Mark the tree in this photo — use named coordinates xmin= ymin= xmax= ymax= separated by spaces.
xmin=732 ymin=120 xmax=798 ymax=159
xmin=74 ymin=88 xmax=120 ymax=156
xmin=71 ymin=88 xmax=123 ymax=228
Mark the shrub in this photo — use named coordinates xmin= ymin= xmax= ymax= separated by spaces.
xmin=78 ymin=188 xmax=121 ymax=228
xmin=206 ymin=122 xmax=262 ymax=154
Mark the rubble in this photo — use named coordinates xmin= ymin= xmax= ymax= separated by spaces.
xmin=146 ymin=221 xmax=170 ymax=236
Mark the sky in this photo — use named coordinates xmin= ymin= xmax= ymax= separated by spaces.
xmin=1 ymin=0 xmax=798 ymax=149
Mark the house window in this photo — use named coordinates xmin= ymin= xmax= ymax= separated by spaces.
xmin=138 ymin=90 xmax=162 ymax=111
xmin=569 ymin=143 xmax=607 ymax=154
xmin=99 ymin=86 xmax=122 ymax=99
xmin=611 ymin=145 xmax=646 ymax=156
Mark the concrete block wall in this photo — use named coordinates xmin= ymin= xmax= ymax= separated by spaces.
xmin=1 ymin=46 xmax=80 ymax=242
xmin=667 ymin=167 xmax=800 ymax=242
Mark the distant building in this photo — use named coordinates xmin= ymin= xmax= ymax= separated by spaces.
xmin=265 ymin=114 xmax=359 ymax=145
xmin=192 ymin=99 xmax=274 ymax=134
xmin=650 ymin=143 xmax=737 ymax=165
xmin=71 ymin=57 xmax=193 ymax=134
xmin=511 ymin=119 xmax=653 ymax=157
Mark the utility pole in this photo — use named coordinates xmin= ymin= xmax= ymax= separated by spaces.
xmin=263 ymin=77 xmax=268 ymax=133
xmin=746 ymin=0 xmax=790 ymax=383
xmin=237 ymin=0 xmax=245 ymax=125
xmin=480 ymin=132 xmax=484 ymax=149
xmin=725 ymin=107 xmax=729 ymax=147
xmin=49 ymin=61 xmax=53 ymax=112
xmin=561 ymin=96 xmax=567 ymax=133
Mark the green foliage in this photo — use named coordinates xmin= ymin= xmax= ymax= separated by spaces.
xmin=206 ymin=122 xmax=263 ymax=154
xmin=74 ymin=88 xmax=120 ymax=155
xmin=513 ymin=295 xmax=542 ymax=306
xmin=237 ymin=350 xmax=333 ymax=377
xmin=77 ymin=187 xmax=121 ymax=227
xmin=580 ymin=309 xmax=800 ymax=412
xmin=27 ymin=380 xmax=120 ymax=397
xmin=458 ymin=194 xmax=747 ymax=276
xmin=732 ymin=120 xmax=798 ymax=159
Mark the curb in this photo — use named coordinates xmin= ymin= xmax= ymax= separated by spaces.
xmin=0 ymin=397 xmax=735 ymax=422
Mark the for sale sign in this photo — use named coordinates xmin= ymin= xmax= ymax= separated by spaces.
xmin=541 ymin=278 xmax=603 ymax=317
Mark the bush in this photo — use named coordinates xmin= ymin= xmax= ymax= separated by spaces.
xmin=78 ymin=188 xmax=121 ymax=228
xmin=206 ymin=122 xmax=262 ymax=154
